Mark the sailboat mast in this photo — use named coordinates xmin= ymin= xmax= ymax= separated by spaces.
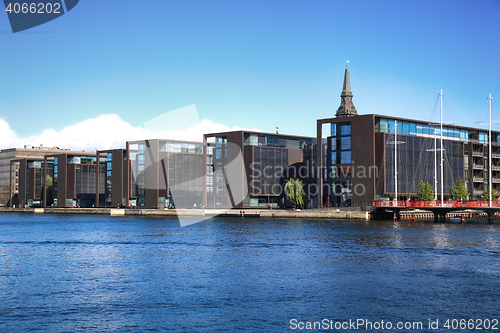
xmin=434 ymin=129 xmax=437 ymax=201
xmin=395 ymin=121 xmax=398 ymax=204
xmin=440 ymin=89 xmax=444 ymax=204
xmin=489 ymin=94 xmax=493 ymax=207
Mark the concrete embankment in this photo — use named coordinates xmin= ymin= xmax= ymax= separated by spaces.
xmin=0 ymin=207 xmax=370 ymax=220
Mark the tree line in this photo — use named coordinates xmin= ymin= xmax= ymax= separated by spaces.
xmin=417 ymin=179 xmax=498 ymax=201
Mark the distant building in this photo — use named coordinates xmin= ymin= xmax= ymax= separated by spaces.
xmin=43 ymin=151 xmax=107 ymax=208
xmin=96 ymin=149 xmax=129 ymax=207
xmin=127 ymin=139 xmax=209 ymax=208
xmin=1 ymin=145 xmax=84 ymax=207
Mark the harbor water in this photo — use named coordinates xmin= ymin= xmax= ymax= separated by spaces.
xmin=1 ymin=213 xmax=500 ymax=332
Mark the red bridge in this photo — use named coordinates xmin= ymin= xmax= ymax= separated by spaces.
xmin=373 ymin=200 xmax=500 ymax=208
xmin=372 ymin=200 xmax=500 ymax=222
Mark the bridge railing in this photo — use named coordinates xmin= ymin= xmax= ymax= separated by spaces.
xmin=373 ymin=200 xmax=500 ymax=208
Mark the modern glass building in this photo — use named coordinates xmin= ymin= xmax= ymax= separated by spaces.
xmin=317 ymin=64 xmax=500 ymax=208
xmin=95 ymin=149 xmax=129 ymax=207
xmin=127 ymin=139 xmax=208 ymax=208
xmin=44 ymin=152 xmax=106 ymax=208
xmin=1 ymin=145 xmax=90 ymax=207
xmin=204 ymin=131 xmax=317 ymax=208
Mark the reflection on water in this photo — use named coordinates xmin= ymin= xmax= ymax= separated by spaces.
xmin=0 ymin=214 xmax=500 ymax=332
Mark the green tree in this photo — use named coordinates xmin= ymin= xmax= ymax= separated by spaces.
xmin=417 ymin=181 xmax=434 ymax=201
xmin=45 ymin=174 xmax=53 ymax=205
xmin=284 ymin=178 xmax=305 ymax=208
xmin=451 ymin=178 xmax=468 ymax=200
xmin=482 ymin=186 xmax=498 ymax=201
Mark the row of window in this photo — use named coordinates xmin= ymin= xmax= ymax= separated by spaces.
xmin=332 ymin=151 xmax=351 ymax=165
xmin=159 ymin=141 xmax=203 ymax=154
xmin=331 ymin=137 xmax=351 ymax=151
xmin=376 ymin=118 xmax=500 ymax=145
xmin=331 ymin=123 xmax=351 ymax=136
xmin=243 ymin=134 xmax=308 ymax=149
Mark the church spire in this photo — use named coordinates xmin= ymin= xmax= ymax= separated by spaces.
xmin=336 ymin=62 xmax=358 ymax=117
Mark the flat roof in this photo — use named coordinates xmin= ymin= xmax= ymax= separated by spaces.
xmin=319 ymin=113 xmax=500 ymax=134
xmin=204 ymin=130 xmax=315 ymax=140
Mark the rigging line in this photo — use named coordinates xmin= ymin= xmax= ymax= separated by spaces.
xmin=491 ymin=98 xmax=500 ymax=128
xmin=442 ymin=95 xmax=456 ymax=126
xmin=474 ymin=97 xmax=490 ymax=126
xmin=428 ymin=94 xmax=441 ymax=124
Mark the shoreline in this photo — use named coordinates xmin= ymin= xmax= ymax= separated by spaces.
xmin=0 ymin=207 xmax=370 ymax=220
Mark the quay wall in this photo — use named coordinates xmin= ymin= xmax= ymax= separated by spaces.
xmin=0 ymin=207 xmax=369 ymax=220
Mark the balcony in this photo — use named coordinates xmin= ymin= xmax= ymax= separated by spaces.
xmin=473 ymin=177 xmax=484 ymax=182
xmin=473 ymin=164 xmax=484 ymax=170
xmin=472 ymin=151 xmax=484 ymax=157
xmin=493 ymin=178 xmax=500 ymax=184
xmin=492 ymin=166 xmax=500 ymax=171
xmin=492 ymin=153 xmax=500 ymax=159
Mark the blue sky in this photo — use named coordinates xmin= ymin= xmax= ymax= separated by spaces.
xmin=1 ymin=0 xmax=499 ymax=149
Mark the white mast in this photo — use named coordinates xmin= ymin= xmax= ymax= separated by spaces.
xmin=434 ymin=128 xmax=438 ymax=201
xmin=395 ymin=121 xmax=398 ymax=204
xmin=440 ymin=89 xmax=444 ymax=205
xmin=489 ymin=93 xmax=493 ymax=207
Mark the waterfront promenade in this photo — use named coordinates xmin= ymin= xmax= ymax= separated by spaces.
xmin=0 ymin=207 xmax=371 ymax=220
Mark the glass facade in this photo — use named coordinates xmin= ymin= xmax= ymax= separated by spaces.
xmin=129 ymin=140 xmax=206 ymax=208
xmin=244 ymin=133 xmax=306 ymax=149
xmin=384 ymin=134 xmax=465 ymax=195
xmin=376 ymin=118 xmax=472 ymax=142
xmin=106 ymin=153 xmax=112 ymax=205
xmin=159 ymin=141 xmax=203 ymax=154
xmin=328 ymin=122 xmax=352 ymax=207
xmin=251 ymin=147 xmax=289 ymax=196
xmin=374 ymin=117 xmax=500 ymax=145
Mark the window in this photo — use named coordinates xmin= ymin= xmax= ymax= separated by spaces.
xmin=331 ymin=152 xmax=338 ymax=165
xmin=331 ymin=124 xmax=337 ymax=136
xmin=402 ymin=122 xmax=410 ymax=135
xmin=410 ymin=123 xmax=417 ymax=136
xmin=341 ymin=124 xmax=351 ymax=136
xmin=216 ymin=137 xmax=224 ymax=148
xmin=138 ymin=155 xmax=145 ymax=165
xmin=341 ymin=137 xmax=351 ymax=150
xmin=379 ymin=119 xmax=389 ymax=133
xmin=341 ymin=151 xmax=351 ymax=164
xmin=479 ymin=132 xmax=488 ymax=144
xmin=388 ymin=120 xmax=395 ymax=134
xmin=416 ymin=124 xmax=423 ymax=136
xmin=460 ymin=130 xmax=468 ymax=142
xmin=331 ymin=138 xmax=338 ymax=151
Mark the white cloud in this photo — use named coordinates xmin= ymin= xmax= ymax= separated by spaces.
xmin=0 ymin=114 xmax=262 ymax=151
xmin=0 ymin=118 xmax=23 ymax=148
